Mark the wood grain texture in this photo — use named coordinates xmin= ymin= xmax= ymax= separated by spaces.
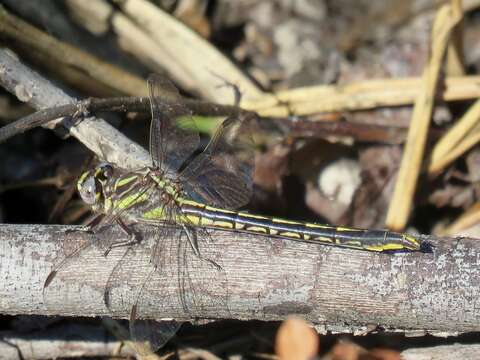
xmin=0 ymin=223 xmax=478 ymax=334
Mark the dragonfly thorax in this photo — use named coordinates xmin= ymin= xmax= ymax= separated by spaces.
xmin=146 ymin=167 xmax=182 ymax=198
xmin=77 ymin=163 xmax=184 ymax=220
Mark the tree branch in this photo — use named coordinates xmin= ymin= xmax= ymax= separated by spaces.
xmin=0 ymin=323 xmax=134 ymax=359
xmin=0 ymin=48 xmax=150 ymax=169
xmin=1 ymin=223 xmax=478 ymax=334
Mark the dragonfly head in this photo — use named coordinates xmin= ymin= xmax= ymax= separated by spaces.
xmin=77 ymin=163 xmax=114 ymax=209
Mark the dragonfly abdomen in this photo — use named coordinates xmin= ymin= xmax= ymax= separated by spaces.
xmin=178 ymin=200 xmax=422 ymax=252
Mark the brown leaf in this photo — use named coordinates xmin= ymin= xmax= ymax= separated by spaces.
xmin=275 ymin=317 xmax=319 ymax=360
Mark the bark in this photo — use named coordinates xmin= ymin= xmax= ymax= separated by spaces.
xmin=0 ymin=223 xmax=479 ymax=334
xmin=0 ymin=323 xmax=134 ymax=360
xmin=401 ymin=344 xmax=480 ymax=360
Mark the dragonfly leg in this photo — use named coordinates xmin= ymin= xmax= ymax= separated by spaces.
xmin=183 ymin=225 xmax=222 ymax=270
xmin=103 ymin=218 xmax=141 ymax=257
xmin=182 ymin=224 xmax=200 ymax=257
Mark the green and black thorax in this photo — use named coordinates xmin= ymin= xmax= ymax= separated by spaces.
xmin=77 ymin=164 xmax=185 ymax=223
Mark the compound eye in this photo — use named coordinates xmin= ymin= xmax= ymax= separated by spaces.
xmin=79 ymin=175 xmax=97 ymax=205
xmin=98 ymin=163 xmax=114 ymax=180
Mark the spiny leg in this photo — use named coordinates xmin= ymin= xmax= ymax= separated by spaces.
xmin=182 ymin=224 xmax=222 ymax=270
xmin=103 ymin=218 xmax=141 ymax=257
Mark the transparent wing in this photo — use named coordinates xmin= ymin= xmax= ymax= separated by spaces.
xmin=42 ymin=228 xmax=107 ymax=310
xmin=175 ymin=226 xmax=230 ymax=319
xmin=129 ymin=316 xmax=180 ymax=355
xmin=124 ymin=222 xmax=229 ymax=352
xmin=148 ymin=74 xmax=200 ymax=174
xmin=179 ymin=113 xmax=257 ymax=209
xmin=103 ymin=222 xmax=182 ymax=353
xmin=43 ymin=215 xmax=123 ymax=310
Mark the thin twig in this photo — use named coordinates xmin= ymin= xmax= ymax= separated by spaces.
xmin=284 ymin=117 xmax=447 ymax=145
xmin=0 ymin=96 xmax=247 ymax=143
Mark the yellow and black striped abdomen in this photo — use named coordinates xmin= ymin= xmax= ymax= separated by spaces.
xmin=178 ymin=200 xmax=423 ymax=252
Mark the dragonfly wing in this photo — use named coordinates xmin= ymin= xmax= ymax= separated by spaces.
xmin=103 ymin=243 xmax=135 ymax=314
xmin=179 ymin=113 xmax=257 ymax=209
xmin=129 ymin=316 xmax=180 ymax=355
xmin=148 ymin=74 xmax=200 ymax=174
xmin=105 ymin=222 xmax=183 ymax=353
xmin=43 ymin=230 xmax=101 ymax=310
xmin=143 ymin=222 xmax=229 ymax=327
xmin=172 ymin=225 xmax=230 ymax=320
xmin=43 ymin=219 xmax=127 ymax=311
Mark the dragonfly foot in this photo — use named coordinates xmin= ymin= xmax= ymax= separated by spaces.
xmin=419 ymin=240 xmax=434 ymax=253
xmin=103 ymin=232 xmax=142 ymax=257
xmin=203 ymin=257 xmax=223 ymax=271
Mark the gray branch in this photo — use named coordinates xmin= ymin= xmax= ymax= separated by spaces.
xmin=402 ymin=344 xmax=480 ymax=360
xmin=0 ymin=323 xmax=134 ymax=360
xmin=0 ymin=223 xmax=479 ymax=334
xmin=0 ymin=48 xmax=150 ymax=169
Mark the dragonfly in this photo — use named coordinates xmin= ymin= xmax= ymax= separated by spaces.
xmin=45 ymin=74 xmax=427 ymax=352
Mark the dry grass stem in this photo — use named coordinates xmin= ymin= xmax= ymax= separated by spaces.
xmin=241 ymin=75 xmax=480 ymax=117
xmin=386 ymin=2 xmax=463 ymax=231
xmin=0 ymin=5 xmax=147 ymax=96
xmin=428 ymin=98 xmax=480 ymax=174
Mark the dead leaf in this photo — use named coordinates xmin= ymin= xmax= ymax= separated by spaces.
xmin=275 ymin=317 xmax=319 ymax=360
